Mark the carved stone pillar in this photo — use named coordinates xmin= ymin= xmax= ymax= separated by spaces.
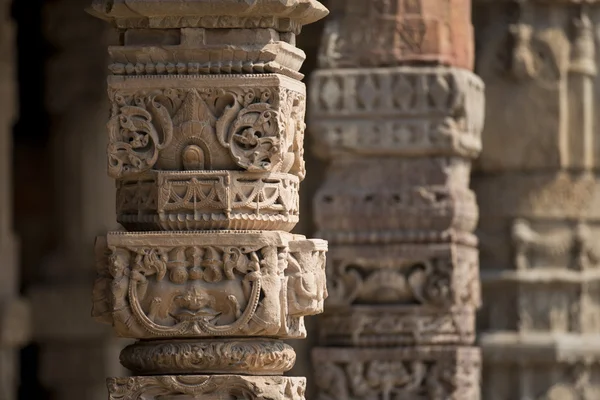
xmin=310 ymin=1 xmax=484 ymax=398
xmin=474 ymin=3 xmax=600 ymax=399
xmin=29 ymin=1 xmax=126 ymax=399
xmin=88 ymin=1 xmax=328 ymax=398
xmin=0 ymin=0 xmax=30 ymax=398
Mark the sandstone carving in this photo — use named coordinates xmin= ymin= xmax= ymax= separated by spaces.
xmin=311 ymin=0 xmax=482 ymax=399
xmin=474 ymin=1 xmax=600 ymax=398
xmin=88 ymin=0 xmax=327 ymax=398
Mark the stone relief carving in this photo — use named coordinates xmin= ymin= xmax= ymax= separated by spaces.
xmin=92 ymin=232 xmax=327 ymax=339
xmin=119 ymin=339 xmax=296 ymax=375
xmin=313 ymin=348 xmax=480 ymax=400
xmin=107 ymin=77 xmax=306 ymax=181
xmin=116 ymin=170 xmax=300 ymax=231
xmin=511 ymin=219 xmax=600 ymax=271
xmin=326 ymin=254 xmax=479 ymax=309
xmin=107 ymin=375 xmax=307 ymax=400
xmin=310 ymin=68 xmax=485 ymax=159
xmin=318 ymin=307 xmax=475 ymax=347
xmin=318 ymin=0 xmax=473 ymax=69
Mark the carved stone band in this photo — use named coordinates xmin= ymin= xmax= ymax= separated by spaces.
xmin=310 ymin=67 xmax=484 ymax=158
xmin=90 ymin=0 xmax=329 ymax=33
xmin=120 ymin=338 xmax=296 ymax=375
xmin=312 ymin=347 xmax=481 ymax=400
xmin=92 ymin=231 xmax=327 ymax=339
xmin=314 ymin=157 xmax=479 ymax=236
xmin=117 ymin=171 xmax=300 ymax=231
xmin=318 ymin=305 xmax=476 ymax=347
xmin=107 ymin=74 xmax=306 ymax=181
xmin=107 ymin=375 xmax=306 ymax=400
xmin=319 ymin=0 xmax=473 ymax=69
xmin=325 ymin=243 xmax=480 ymax=309
xmin=109 ymin=34 xmax=307 ymax=80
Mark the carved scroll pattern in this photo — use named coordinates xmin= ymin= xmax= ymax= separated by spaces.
xmin=108 ymin=87 xmax=306 ymax=180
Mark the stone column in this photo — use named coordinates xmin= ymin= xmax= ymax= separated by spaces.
xmin=29 ymin=1 xmax=127 ymax=399
xmin=310 ymin=1 xmax=484 ymax=398
xmin=0 ymin=0 xmax=31 ymax=398
xmin=474 ymin=3 xmax=600 ymax=399
xmin=88 ymin=1 xmax=328 ymax=398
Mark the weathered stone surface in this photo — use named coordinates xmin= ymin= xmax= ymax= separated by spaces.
xmin=310 ymin=67 xmax=484 ymax=159
xmin=90 ymin=0 xmax=328 ymax=31
xmin=474 ymin=2 xmax=600 ymax=398
xmin=314 ymin=158 xmax=478 ymax=237
xmin=90 ymin=0 xmax=327 ymax=396
xmin=107 ymin=375 xmax=306 ymax=399
xmin=325 ymin=243 xmax=480 ymax=310
xmin=92 ymin=232 xmax=327 ymax=339
xmin=107 ymin=75 xmax=307 ymax=181
xmin=312 ymin=347 xmax=481 ymax=400
xmin=475 ymin=3 xmax=598 ymax=173
xmin=318 ymin=305 xmax=475 ymax=347
xmin=320 ymin=0 xmax=474 ymax=69
xmin=117 ymin=171 xmax=300 ymax=231
xmin=120 ymin=339 xmax=296 ymax=375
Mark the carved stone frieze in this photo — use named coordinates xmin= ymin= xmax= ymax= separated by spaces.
xmin=107 ymin=375 xmax=306 ymax=400
xmin=109 ymin=28 xmax=307 ymax=80
xmin=92 ymin=231 xmax=327 ymax=339
xmin=107 ymin=75 xmax=307 ymax=181
xmin=312 ymin=347 xmax=481 ymax=400
xmin=318 ymin=306 xmax=475 ymax=347
xmin=310 ymin=67 xmax=484 ymax=159
xmin=90 ymin=0 xmax=329 ymax=32
xmin=319 ymin=0 xmax=474 ymax=69
xmin=120 ymin=338 xmax=296 ymax=375
xmin=475 ymin=2 xmax=600 ymax=172
xmin=117 ymin=171 xmax=300 ymax=231
xmin=325 ymin=243 xmax=480 ymax=310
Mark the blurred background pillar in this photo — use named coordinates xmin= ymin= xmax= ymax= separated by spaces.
xmin=474 ymin=3 xmax=600 ymax=398
xmin=310 ymin=1 xmax=485 ymax=398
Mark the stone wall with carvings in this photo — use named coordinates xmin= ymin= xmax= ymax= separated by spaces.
xmin=88 ymin=0 xmax=328 ymax=398
xmin=311 ymin=0 xmax=484 ymax=399
xmin=474 ymin=2 xmax=600 ymax=399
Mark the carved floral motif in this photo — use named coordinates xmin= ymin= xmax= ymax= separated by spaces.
xmin=107 ymin=78 xmax=306 ymax=181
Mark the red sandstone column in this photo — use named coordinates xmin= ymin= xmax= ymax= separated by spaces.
xmin=311 ymin=1 xmax=484 ymax=398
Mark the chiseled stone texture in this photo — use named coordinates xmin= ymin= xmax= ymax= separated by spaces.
xmin=310 ymin=3 xmax=483 ymax=397
xmin=312 ymin=347 xmax=481 ymax=400
xmin=89 ymin=0 xmax=328 ymax=398
xmin=320 ymin=0 xmax=474 ymax=69
xmin=474 ymin=1 xmax=600 ymax=398
xmin=107 ymin=375 xmax=306 ymax=399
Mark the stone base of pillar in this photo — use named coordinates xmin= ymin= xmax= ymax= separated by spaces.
xmin=313 ymin=347 xmax=481 ymax=399
xmin=106 ymin=375 xmax=306 ymax=399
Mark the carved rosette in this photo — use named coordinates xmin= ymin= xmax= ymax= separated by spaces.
xmin=89 ymin=0 xmax=327 ymax=398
